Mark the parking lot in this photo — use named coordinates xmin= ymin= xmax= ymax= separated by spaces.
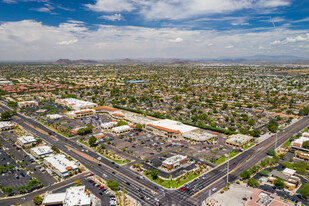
xmin=0 ymin=146 xmax=32 ymax=196
xmin=0 ymin=135 xmax=56 ymax=189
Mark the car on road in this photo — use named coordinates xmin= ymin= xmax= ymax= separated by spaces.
xmin=212 ymin=188 xmax=217 ymax=192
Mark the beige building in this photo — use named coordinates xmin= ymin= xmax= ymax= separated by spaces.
xmin=225 ymin=134 xmax=253 ymax=148
xmin=65 ymin=109 xmax=96 ymax=119
xmin=18 ymin=100 xmax=38 ymax=108
xmin=0 ymin=121 xmax=16 ymax=131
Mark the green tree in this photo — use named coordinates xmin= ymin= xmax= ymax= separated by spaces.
xmin=74 ymin=180 xmax=82 ymax=186
xmin=266 ymin=119 xmax=278 ymax=133
xmin=299 ymin=183 xmax=309 ymax=198
xmin=117 ymin=120 xmax=127 ymax=126
xmin=1 ymin=111 xmax=13 ymax=120
xmin=33 ymin=195 xmax=43 ymax=205
xmin=0 ymin=166 xmax=6 ymax=173
xmin=88 ymin=135 xmax=97 ymax=147
xmin=107 ymin=179 xmax=119 ymax=191
xmin=51 ymin=145 xmax=60 ymax=154
xmin=247 ymin=178 xmax=259 ymax=188
xmin=303 ymin=141 xmax=309 ymax=149
xmin=4 ymin=187 xmax=14 ymax=195
xmin=150 ymin=169 xmax=158 ymax=179
xmin=17 ymin=186 xmax=26 ymax=193
xmin=259 ymin=170 xmax=270 ymax=176
xmin=135 ymin=124 xmax=143 ymax=129
xmin=7 ymin=165 xmax=15 ymax=170
xmin=274 ymin=177 xmax=285 ymax=188
xmin=267 ymin=149 xmax=276 ymax=156
xmin=240 ymin=170 xmax=251 ymax=179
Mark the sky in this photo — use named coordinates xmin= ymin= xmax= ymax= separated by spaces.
xmin=0 ymin=0 xmax=309 ymax=61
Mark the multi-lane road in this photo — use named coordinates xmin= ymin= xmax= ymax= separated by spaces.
xmin=0 ymin=103 xmax=308 ymax=206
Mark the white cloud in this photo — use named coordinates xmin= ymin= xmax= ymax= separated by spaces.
xmin=57 ymin=39 xmax=78 ymax=45
xmin=99 ymin=14 xmax=124 ymax=21
xmin=271 ymin=40 xmax=281 ymax=45
xmin=225 ymin=45 xmax=234 ymax=48
xmin=137 ymin=0 xmax=291 ymax=20
xmin=1 ymin=20 xmax=309 ymax=61
xmin=85 ymin=0 xmax=135 ymax=12
xmin=285 ymin=35 xmax=308 ymax=43
xmin=169 ymin=37 xmax=183 ymax=43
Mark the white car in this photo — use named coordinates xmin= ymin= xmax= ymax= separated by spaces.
xmin=212 ymin=188 xmax=217 ymax=192
xmin=154 ymin=198 xmax=159 ymax=202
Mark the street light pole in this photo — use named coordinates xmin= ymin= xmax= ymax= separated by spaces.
xmin=226 ymin=152 xmax=229 ymax=183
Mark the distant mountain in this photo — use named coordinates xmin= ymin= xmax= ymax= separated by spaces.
xmin=55 ymin=59 xmax=98 ymax=64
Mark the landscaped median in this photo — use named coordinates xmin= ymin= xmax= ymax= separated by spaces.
xmin=241 ymin=142 xmax=255 ymax=150
xmin=141 ymin=164 xmax=208 ymax=189
xmin=205 ymin=149 xmax=240 ymax=165
xmin=78 ymin=140 xmax=131 ymax=165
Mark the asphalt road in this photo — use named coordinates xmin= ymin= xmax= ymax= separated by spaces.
xmin=0 ymin=103 xmax=308 ymax=206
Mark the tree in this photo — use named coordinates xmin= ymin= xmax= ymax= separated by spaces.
xmin=117 ymin=120 xmax=127 ymax=126
xmin=51 ymin=145 xmax=60 ymax=154
xmin=135 ymin=124 xmax=143 ymax=129
xmin=259 ymin=170 xmax=270 ymax=176
xmin=33 ymin=195 xmax=43 ymax=205
xmin=266 ymin=119 xmax=278 ymax=133
xmin=1 ymin=111 xmax=13 ymax=120
xmin=107 ymin=179 xmax=119 ymax=191
xmin=4 ymin=187 xmax=14 ymax=195
xmin=247 ymin=178 xmax=259 ymax=188
xmin=7 ymin=164 xmax=15 ymax=170
xmin=74 ymin=180 xmax=82 ymax=186
xmin=17 ymin=186 xmax=26 ymax=193
xmin=240 ymin=170 xmax=251 ymax=179
xmin=303 ymin=141 xmax=309 ymax=149
xmin=88 ymin=135 xmax=97 ymax=147
xmin=299 ymin=183 xmax=309 ymax=199
xmin=150 ymin=169 xmax=158 ymax=179
xmin=0 ymin=166 xmax=6 ymax=173
xmin=100 ymin=144 xmax=105 ymax=149
xmin=274 ymin=177 xmax=285 ymax=188
xmin=267 ymin=149 xmax=276 ymax=156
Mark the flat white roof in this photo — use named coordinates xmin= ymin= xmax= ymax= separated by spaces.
xmin=47 ymin=114 xmax=63 ymax=119
xmin=292 ymin=136 xmax=309 ymax=146
xmin=31 ymin=145 xmax=53 ymax=156
xmin=101 ymin=122 xmax=117 ymax=128
xmin=0 ymin=121 xmax=15 ymax=128
xmin=148 ymin=119 xmax=198 ymax=134
xmin=112 ymin=125 xmax=131 ymax=132
xmin=64 ymin=186 xmax=91 ymax=206
xmin=283 ymin=168 xmax=296 ymax=176
xmin=42 ymin=192 xmax=66 ymax=204
xmin=44 ymin=154 xmax=78 ymax=174
xmin=183 ymin=131 xmax=216 ymax=141
xmin=226 ymin=134 xmax=252 ymax=144
xmin=17 ymin=136 xmax=36 ymax=144
xmin=56 ymin=98 xmax=97 ymax=108
xmin=162 ymin=154 xmax=187 ymax=165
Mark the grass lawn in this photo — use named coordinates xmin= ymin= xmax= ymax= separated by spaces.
xmin=283 ymin=140 xmax=291 ymax=147
xmin=79 ymin=140 xmax=131 ymax=165
xmin=304 ymin=127 xmax=308 ymax=132
xmin=144 ymin=172 xmax=200 ymax=188
xmin=242 ymin=143 xmax=255 ymax=150
xmin=212 ymin=150 xmax=240 ymax=165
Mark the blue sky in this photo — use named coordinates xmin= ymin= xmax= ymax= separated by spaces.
xmin=0 ymin=0 xmax=309 ymax=60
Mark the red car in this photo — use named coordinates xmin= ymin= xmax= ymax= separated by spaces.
xmin=133 ymin=144 xmax=136 ymax=146
xmin=90 ymin=180 xmax=94 ymax=183
xmin=89 ymin=173 xmax=95 ymax=176
xmin=99 ymin=186 xmax=104 ymax=190
xmin=180 ymin=187 xmax=186 ymax=192
xmin=96 ymin=184 xmax=100 ymax=187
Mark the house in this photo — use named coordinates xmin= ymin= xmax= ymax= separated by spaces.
xmin=65 ymin=109 xmax=96 ymax=119
xmin=161 ymin=155 xmax=189 ymax=170
xmin=111 ymin=125 xmax=131 ymax=134
xmin=225 ymin=134 xmax=253 ymax=148
xmin=0 ymin=121 xmax=16 ymax=131
xmin=16 ymin=136 xmax=37 ymax=148
xmin=44 ymin=154 xmax=78 ymax=178
xmin=267 ymin=170 xmax=300 ymax=191
xmin=18 ymin=100 xmax=38 ymax=108
xmin=31 ymin=145 xmax=53 ymax=158
xmin=55 ymin=98 xmax=97 ymax=110
xmin=42 ymin=186 xmax=92 ymax=206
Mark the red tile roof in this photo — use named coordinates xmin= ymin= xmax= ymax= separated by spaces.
xmin=93 ymin=106 xmax=118 ymax=111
